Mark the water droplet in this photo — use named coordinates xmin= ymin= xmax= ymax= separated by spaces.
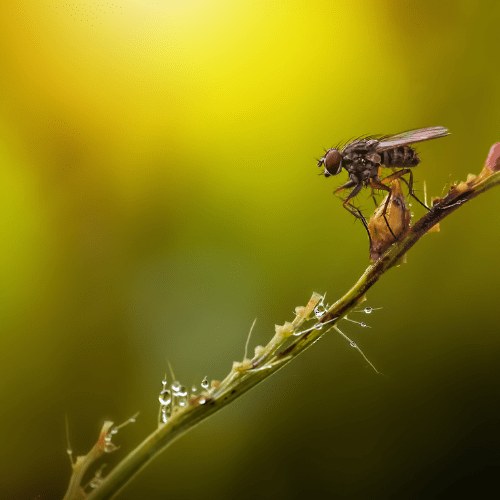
xmin=159 ymin=389 xmax=171 ymax=406
xmin=104 ymin=434 xmax=112 ymax=442
xmin=314 ymin=323 xmax=323 ymax=330
xmin=411 ymin=212 xmax=415 ymax=218
xmin=110 ymin=428 xmax=118 ymax=435
xmin=314 ymin=306 xmax=324 ymax=319
xmin=364 ymin=307 xmax=372 ymax=314
xmin=360 ymin=322 xmax=367 ymax=328
xmin=162 ymin=379 xmax=167 ymax=388
xmin=179 ymin=400 xmax=186 ymax=407
xmin=191 ymin=385 xmax=197 ymax=393
xmin=201 ymin=377 xmax=209 ymax=389
xmin=199 ymin=396 xmax=207 ymax=404
xmin=171 ymin=381 xmax=181 ymax=392
xmin=129 ymin=417 xmax=136 ymax=423
xmin=350 ymin=341 xmax=357 ymax=347
xmin=179 ymin=386 xmax=187 ymax=397
xmin=66 ymin=448 xmax=73 ymax=455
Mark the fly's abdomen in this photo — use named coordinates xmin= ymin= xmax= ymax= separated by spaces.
xmin=382 ymin=146 xmax=420 ymax=168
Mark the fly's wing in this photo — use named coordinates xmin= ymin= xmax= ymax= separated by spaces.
xmin=376 ymin=126 xmax=449 ymax=152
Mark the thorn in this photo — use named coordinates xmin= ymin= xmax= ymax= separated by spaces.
xmin=333 ymin=325 xmax=381 ymax=374
xmin=167 ymin=361 xmax=175 ymax=382
xmin=65 ymin=414 xmax=74 ymax=467
xmin=244 ymin=318 xmax=257 ymax=361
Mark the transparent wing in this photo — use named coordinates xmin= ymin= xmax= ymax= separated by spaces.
xmin=376 ymin=126 xmax=450 ymax=152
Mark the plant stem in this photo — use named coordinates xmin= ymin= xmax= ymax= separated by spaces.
xmin=81 ymin=145 xmax=500 ymax=500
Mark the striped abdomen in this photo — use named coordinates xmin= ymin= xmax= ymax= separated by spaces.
xmin=382 ymin=146 xmax=420 ymax=168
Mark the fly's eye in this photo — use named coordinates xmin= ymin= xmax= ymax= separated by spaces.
xmin=323 ymin=149 xmax=342 ymax=176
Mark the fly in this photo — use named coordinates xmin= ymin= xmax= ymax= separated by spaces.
xmin=317 ymin=126 xmax=450 ymax=242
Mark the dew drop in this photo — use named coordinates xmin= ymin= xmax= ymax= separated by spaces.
xmin=104 ymin=443 xmax=115 ymax=453
xmin=171 ymin=381 xmax=181 ymax=393
xmin=66 ymin=448 xmax=73 ymax=455
xmin=364 ymin=307 xmax=372 ymax=314
xmin=104 ymin=434 xmax=112 ymax=442
xmin=199 ymin=396 xmax=207 ymax=404
xmin=110 ymin=428 xmax=118 ymax=435
xmin=314 ymin=306 xmax=324 ymax=319
xmin=179 ymin=400 xmax=186 ymax=407
xmin=360 ymin=322 xmax=367 ymax=328
xmin=159 ymin=389 xmax=171 ymax=406
xmin=191 ymin=385 xmax=197 ymax=393
xmin=179 ymin=386 xmax=188 ymax=397
xmin=314 ymin=323 xmax=323 ymax=330
xmin=350 ymin=341 xmax=357 ymax=347
xmin=129 ymin=417 xmax=136 ymax=423
xmin=201 ymin=376 xmax=209 ymax=389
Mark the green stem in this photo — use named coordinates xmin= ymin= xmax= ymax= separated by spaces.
xmin=82 ymin=153 xmax=500 ymax=500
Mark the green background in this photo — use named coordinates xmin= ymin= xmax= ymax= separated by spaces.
xmin=1 ymin=1 xmax=499 ymax=498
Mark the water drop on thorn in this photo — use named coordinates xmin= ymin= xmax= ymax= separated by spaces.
xmin=159 ymin=389 xmax=171 ymax=406
xmin=314 ymin=306 xmax=324 ymax=319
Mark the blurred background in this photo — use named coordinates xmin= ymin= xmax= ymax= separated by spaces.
xmin=1 ymin=1 xmax=499 ymax=498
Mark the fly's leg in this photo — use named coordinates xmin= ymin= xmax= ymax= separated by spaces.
xmin=333 ymin=179 xmax=357 ymax=196
xmin=334 ymin=181 xmax=372 ymax=245
xmin=381 ymin=168 xmax=430 ymax=211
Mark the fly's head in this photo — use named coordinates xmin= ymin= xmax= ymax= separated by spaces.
xmin=317 ymin=148 xmax=343 ymax=178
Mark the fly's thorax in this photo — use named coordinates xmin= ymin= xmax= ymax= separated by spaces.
xmin=342 ymin=140 xmax=381 ymax=172
xmin=343 ymin=156 xmax=380 ymax=183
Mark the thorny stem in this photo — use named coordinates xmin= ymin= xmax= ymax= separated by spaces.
xmin=76 ymin=144 xmax=500 ymax=500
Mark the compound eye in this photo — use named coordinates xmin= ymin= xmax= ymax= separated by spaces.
xmin=323 ymin=149 xmax=342 ymax=176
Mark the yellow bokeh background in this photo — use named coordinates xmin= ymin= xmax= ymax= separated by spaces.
xmin=1 ymin=1 xmax=500 ymax=498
